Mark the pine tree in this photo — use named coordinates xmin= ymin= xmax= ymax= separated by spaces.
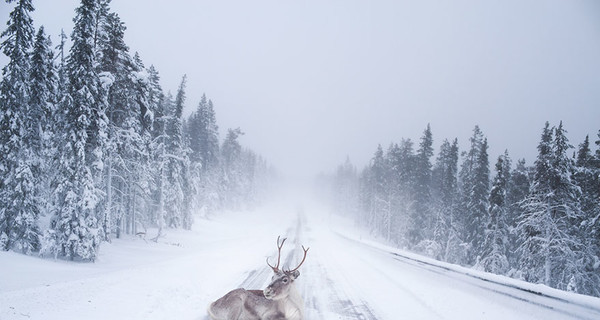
xmin=0 ymin=0 xmax=40 ymax=253
xmin=458 ymin=126 xmax=489 ymax=264
xmin=220 ymin=127 xmax=245 ymax=209
xmin=150 ymin=89 xmax=169 ymax=242
xmin=48 ymin=0 xmax=108 ymax=260
xmin=186 ymin=94 xmax=221 ymax=216
xmin=431 ymin=138 xmax=462 ymax=262
xmin=571 ymin=134 xmax=600 ymax=296
xmin=97 ymin=9 xmax=152 ymax=238
xmin=366 ymin=145 xmax=387 ymax=236
xmin=358 ymin=167 xmax=373 ymax=228
xmin=410 ymin=124 xmax=433 ymax=247
xmin=471 ymin=137 xmax=490 ymax=260
xmin=518 ymin=122 xmax=586 ymax=292
xmin=505 ymin=158 xmax=530 ymax=269
xmin=518 ymin=122 xmax=553 ymax=282
xmin=30 ymin=25 xmax=57 ymax=225
xmin=380 ymin=143 xmax=399 ymax=243
xmin=128 ymin=52 xmax=153 ymax=234
xmin=162 ymin=75 xmax=190 ymax=228
xmin=30 ymin=26 xmax=56 ymax=142
xmin=393 ymin=139 xmax=416 ymax=247
xmin=480 ymin=151 xmax=511 ymax=274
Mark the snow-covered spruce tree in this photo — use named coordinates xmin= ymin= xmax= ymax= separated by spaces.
xmin=594 ymin=131 xmax=600 ymax=260
xmin=575 ymin=135 xmax=599 ymax=230
xmin=149 ymin=74 xmax=168 ymax=241
xmin=572 ymin=134 xmax=600 ymax=296
xmin=458 ymin=126 xmax=490 ymax=265
xmin=185 ymin=94 xmax=220 ymax=216
xmin=381 ymin=143 xmax=400 ymax=243
xmin=517 ymin=122 xmax=586 ymax=292
xmin=0 ymin=0 xmax=41 ymax=253
xmin=47 ymin=0 xmax=108 ymax=261
xmin=410 ymin=124 xmax=434 ymax=249
xmin=388 ymin=139 xmax=415 ymax=247
xmin=517 ymin=122 xmax=553 ymax=283
xmin=358 ymin=166 xmax=374 ymax=230
xmin=592 ymin=130 xmax=600 ymax=293
xmin=127 ymin=52 xmax=153 ymax=234
xmin=163 ymin=75 xmax=191 ymax=229
xmin=29 ymin=25 xmax=57 ymax=235
xmin=479 ymin=151 xmax=511 ymax=274
xmin=431 ymin=138 xmax=462 ymax=263
xmin=98 ymin=10 xmax=152 ymax=238
xmin=471 ymin=137 xmax=490 ymax=261
xmin=187 ymin=94 xmax=219 ymax=168
xmin=220 ymin=127 xmax=245 ymax=210
xmin=505 ymin=158 xmax=530 ymax=270
xmin=365 ymin=145 xmax=389 ymax=238
xmin=30 ymin=26 xmax=56 ymax=149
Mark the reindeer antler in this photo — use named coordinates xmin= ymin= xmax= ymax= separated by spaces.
xmin=266 ymin=236 xmax=287 ymax=272
xmin=286 ymin=245 xmax=309 ymax=273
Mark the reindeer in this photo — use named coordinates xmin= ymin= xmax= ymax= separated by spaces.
xmin=207 ymin=236 xmax=309 ymax=320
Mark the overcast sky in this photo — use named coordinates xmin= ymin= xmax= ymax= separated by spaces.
xmin=2 ymin=0 xmax=599 ymax=181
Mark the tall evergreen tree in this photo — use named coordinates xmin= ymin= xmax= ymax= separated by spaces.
xmin=220 ymin=127 xmax=245 ymax=208
xmin=185 ymin=94 xmax=221 ymax=215
xmin=505 ymin=158 xmax=530 ymax=268
xmin=410 ymin=124 xmax=433 ymax=247
xmin=459 ymin=126 xmax=489 ymax=264
xmin=471 ymin=137 xmax=490 ymax=260
xmin=48 ymin=0 xmax=108 ymax=260
xmin=150 ymin=89 xmax=169 ymax=242
xmin=162 ymin=75 xmax=190 ymax=228
xmin=98 ymin=9 xmax=151 ymax=238
xmin=30 ymin=26 xmax=56 ymax=144
xmin=395 ymin=139 xmax=416 ymax=246
xmin=0 ymin=0 xmax=40 ymax=253
xmin=431 ymin=138 xmax=462 ymax=262
xmin=367 ymin=144 xmax=387 ymax=236
xmin=381 ymin=143 xmax=399 ymax=243
xmin=29 ymin=24 xmax=57 ymax=222
xmin=518 ymin=122 xmax=586 ymax=292
xmin=480 ymin=151 xmax=511 ymax=274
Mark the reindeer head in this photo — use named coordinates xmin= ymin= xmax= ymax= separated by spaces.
xmin=263 ymin=236 xmax=309 ymax=300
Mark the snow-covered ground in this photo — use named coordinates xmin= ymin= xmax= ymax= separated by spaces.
xmin=1 ymin=191 xmax=600 ymax=320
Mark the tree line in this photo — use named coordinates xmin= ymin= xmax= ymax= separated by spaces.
xmin=328 ymin=123 xmax=600 ymax=297
xmin=0 ymin=0 xmax=276 ymax=261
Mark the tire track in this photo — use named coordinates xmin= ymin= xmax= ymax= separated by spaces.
xmin=299 ymin=212 xmax=380 ymax=320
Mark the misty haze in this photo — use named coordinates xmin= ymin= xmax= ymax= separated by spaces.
xmin=1 ymin=1 xmax=599 ymax=319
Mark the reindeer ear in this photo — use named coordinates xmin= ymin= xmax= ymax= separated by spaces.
xmin=290 ymin=270 xmax=300 ymax=280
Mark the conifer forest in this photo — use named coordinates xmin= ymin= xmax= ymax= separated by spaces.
xmin=327 ymin=123 xmax=600 ymax=297
xmin=0 ymin=0 xmax=274 ymax=261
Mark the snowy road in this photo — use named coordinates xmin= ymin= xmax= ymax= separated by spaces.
xmin=296 ymin=210 xmax=600 ymax=320
xmin=1 ymin=197 xmax=600 ymax=319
